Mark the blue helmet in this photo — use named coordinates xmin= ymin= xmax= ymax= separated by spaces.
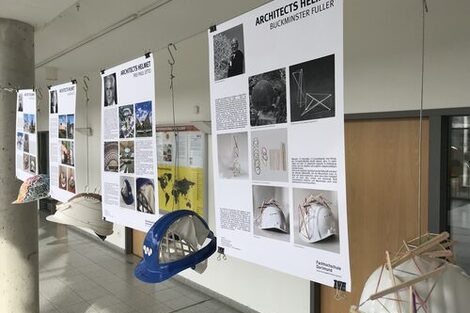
xmin=135 ymin=210 xmax=217 ymax=283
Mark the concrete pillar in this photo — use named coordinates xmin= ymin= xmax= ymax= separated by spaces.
xmin=0 ymin=18 xmax=38 ymax=313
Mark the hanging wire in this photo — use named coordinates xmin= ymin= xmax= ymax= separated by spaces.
xmin=168 ymin=43 xmax=179 ymax=211
xmin=83 ymin=75 xmax=91 ymax=188
xmin=417 ymin=0 xmax=429 ymax=244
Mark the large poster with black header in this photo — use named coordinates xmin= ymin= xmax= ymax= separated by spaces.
xmin=16 ymin=90 xmax=37 ymax=181
xmin=49 ymin=82 xmax=77 ymax=202
xmin=101 ymin=54 xmax=158 ymax=231
xmin=208 ymin=0 xmax=350 ymax=289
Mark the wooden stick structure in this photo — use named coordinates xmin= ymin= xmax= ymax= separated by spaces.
xmin=369 ymin=266 xmax=445 ymax=301
xmin=351 ymin=232 xmax=454 ymax=313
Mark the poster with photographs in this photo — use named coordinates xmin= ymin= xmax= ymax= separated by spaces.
xmin=49 ymin=82 xmax=77 ymax=202
xmin=16 ymin=90 xmax=37 ymax=181
xmin=156 ymin=125 xmax=208 ymax=219
xmin=101 ymin=54 xmax=158 ymax=231
xmin=208 ymin=0 xmax=350 ymax=290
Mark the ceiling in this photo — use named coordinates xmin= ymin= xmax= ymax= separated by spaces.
xmin=0 ymin=0 xmax=77 ymax=29
xmin=29 ymin=0 xmax=270 ymax=75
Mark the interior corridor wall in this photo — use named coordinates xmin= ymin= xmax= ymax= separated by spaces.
xmin=33 ymin=1 xmax=470 ymax=312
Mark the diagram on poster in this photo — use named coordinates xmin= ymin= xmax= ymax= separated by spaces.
xmin=156 ymin=125 xmax=207 ymax=219
xmin=49 ymin=82 xmax=77 ymax=202
xmin=101 ymin=54 xmax=158 ymax=231
xmin=209 ymin=0 xmax=350 ymax=289
xmin=16 ymin=90 xmax=37 ymax=181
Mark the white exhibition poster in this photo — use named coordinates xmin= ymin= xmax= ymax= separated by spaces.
xmin=49 ymin=82 xmax=77 ymax=202
xmin=101 ymin=54 xmax=158 ymax=231
xmin=208 ymin=0 xmax=351 ymax=289
xmin=16 ymin=89 xmax=37 ymax=181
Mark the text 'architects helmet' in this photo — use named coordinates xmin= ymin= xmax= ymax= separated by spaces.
xmin=298 ymin=194 xmax=337 ymax=243
xmin=46 ymin=193 xmax=113 ymax=240
xmin=135 ymin=210 xmax=217 ymax=283
xmin=13 ymin=174 xmax=50 ymax=204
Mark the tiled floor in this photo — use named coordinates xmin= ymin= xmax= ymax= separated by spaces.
xmin=39 ymin=212 xmax=242 ymax=313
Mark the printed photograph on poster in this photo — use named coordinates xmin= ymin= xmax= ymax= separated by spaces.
xmin=103 ymin=73 xmax=118 ymax=106
xmin=157 ymin=168 xmax=197 ymax=214
xmin=251 ymin=128 xmax=288 ymax=182
xmin=24 ymin=134 xmax=30 ymax=153
xmin=23 ymin=153 xmax=30 ymax=171
xmin=119 ymin=105 xmax=135 ymax=138
xmin=163 ymin=144 xmax=172 ymax=162
xmin=217 ymin=132 xmax=248 ymax=179
xmin=59 ymin=166 xmax=67 ymax=190
xmin=50 ymin=90 xmax=58 ymax=113
xmin=249 ymin=68 xmax=287 ymax=126
xmin=104 ymin=141 xmax=118 ymax=172
xmin=290 ymin=54 xmax=335 ymax=121
xmin=59 ymin=115 xmax=67 ymax=138
xmin=213 ymin=24 xmax=245 ymax=81
xmin=120 ymin=176 xmax=135 ymax=210
xmin=119 ymin=141 xmax=134 ymax=173
xmin=16 ymin=132 xmax=24 ymax=150
xmin=23 ymin=114 xmax=36 ymax=133
xmin=67 ymin=168 xmax=76 ymax=193
xmin=293 ymin=188 xmax=339 ymax=253
xmin=67 ymin=114 xmax=75 ymax=139
xmin=61 ymin=141 xmax=74 ymax=166
xmin=135 ymin=101 xmax=152 ymax=137
xmin=18 ymin=94 xmax=23 ymax=112
xmin=252 ymin=185 xmax=290 ymax=242
xmin=30 ymin=155 xmax=36 ymax=174
xmin=136 ymin=178 xmax=155 ymax=214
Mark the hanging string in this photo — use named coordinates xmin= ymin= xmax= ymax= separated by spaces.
xmin=168 ymin=43 xmax=179 ymax=211
xmin=83 ymin=76 xmax=91 ymax=188
xmin=418 ymin=0 xmax=429 ymax=244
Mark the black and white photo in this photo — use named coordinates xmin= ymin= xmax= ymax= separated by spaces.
xmin=119 ymin=141 xmax=134 ymax=174
xmin=136 ymin=178 xmax=155 ymax=214
xmin=290 ymin=54 xmax=335 ymax=122
xmin=213 ymin=24 xmax=245 ymax=81
xmin=18 ymin=94 xmax=23 ymax=112
xmin=249 ymin=68 xmax=287 ymax=126
xmin=119 ymin=105 xmax=135 ymax=138
xmin=29 ymin=155 xmax=36 ymax=174
xmin=24 ymin=133 xmax=29 ymax=153
xmin=120 ymin=176 xmax=135 ymax=210
xmin=103 ymin=73 xmax=118 ymax=106
xmin=104 ymin=142 xmax=118 ymax=172
xmin=50 ymin=90 xmax=58 ymax=113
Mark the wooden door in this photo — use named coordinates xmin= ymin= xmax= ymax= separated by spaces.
xmin=320 ymin=118 xmax=429 ymax=312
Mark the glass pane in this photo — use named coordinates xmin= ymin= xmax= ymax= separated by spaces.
xmin=448 ymin=116 xmax=470 ymax=273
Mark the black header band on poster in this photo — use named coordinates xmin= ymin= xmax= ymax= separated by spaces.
xmin=209 ymin=25 xmax=217 ymax=33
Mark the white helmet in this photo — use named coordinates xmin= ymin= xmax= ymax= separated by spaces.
xmin=257 ymin=199 xmax=289 ymax=233
xmin=46 ymin=193 xmax=114 ymax=240
xmin=298 ymin=194 xmax=336 ymax=243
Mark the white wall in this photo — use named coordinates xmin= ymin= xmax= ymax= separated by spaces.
xmin=34 ymin=1 xmax=470 ymax=312
xmin=345 ymin=0 xmax=470 ymax=114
